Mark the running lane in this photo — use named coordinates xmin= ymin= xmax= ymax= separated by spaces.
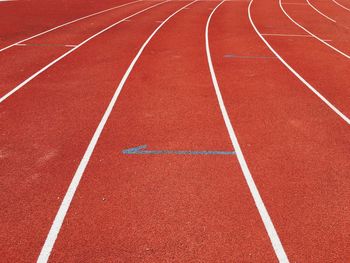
xmin=0 ymin=2 xmax=188 ymax=261
xmin=0 ymin=0 xmax=158 ymax=100
xmin=309 ymin=0 xmax=350 ymax=25
xmin=281 ymin=0 xmax=350 ymax=54
xmin=331 ymin=0 xmax=350 ymax=11
xmin=0 ymin=0 xmax=137 ymax=49
xmin=44 ymin=1 xmax=278 ymax=262
xmin=210 ymin=1 xmax=350 ymax=262
xmin=251 ymin=0 xmax=350 ymax=120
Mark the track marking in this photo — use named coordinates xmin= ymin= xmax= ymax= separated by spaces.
xmin=261 ymin=33 xmax=332 ymax=41
xmin=282 ymin=2 xmax=307 ymax=5
xmin=0 ymin=1 xmax=169 ymax=104
xmin=262 ymin=33 xmax=312 ymax=37
xmin=14 ymin=43 xmax=78 ymax=48
xmin=248 ymin=0 xmax=350 ymax=124
xmin=223 ymin=54 xmax=276 ymax=59
xmin=305 ymin=0 xmax=336 ymax=23
xmin=122 ymin=145 xmax=236 ymax=155
xmin=0 ymin=0 xmax=142 ymax=53
xmin=279 ymin=0 xmax=350 ymax=59
xmin=15 ymin=43 xmax=29 ymax=46
xmin=331 ymin=0 xmax=350 ymax=11
xmin=206 ymin=1 xmax=289 ymax=262
xmin=36 ymin=1 xmax=198 ymax=262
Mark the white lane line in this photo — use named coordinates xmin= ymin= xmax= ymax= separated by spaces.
xmin=206 ymin=1 xmax=290 ymax=262
xmin=0 ymin=1 xmax=169 ymax=104
xmin=0 ymin=0 xmax=142 ymax=53
xmin=248 ymin=0 xmax=350 ymax=124
xmin=261 ymin=33 xmax=332 ymax=41
xmin=36 ymin=1 xmax=198 ymax=262
xmin=332 ymin=0 xmax=350 ymax=11
xmin=279 ymin=0 xmax=350 ymax=59
xmin=14 ymin=43 xmax=78 ymax=47
xmin=283 ymin=2 xmax=308 ymax=5
xmin=305 ymin=0 xmax=336 ymax=23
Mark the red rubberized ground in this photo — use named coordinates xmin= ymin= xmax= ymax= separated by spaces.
xmin=1 ymin=0 xmax=349 ymax=262
xmin=309 ymin=0 xmax=350 ymax=25
xmin=0 ymin=0 xmax=136 ymax=48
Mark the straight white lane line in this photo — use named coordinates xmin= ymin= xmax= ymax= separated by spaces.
xmin=279 ymin=0 xmax=350 ymax=59
xmin=0 ymin=0 xmax=142 ymax=53
xmin=332 ymin=0 xmax=350 ymax=11
xmin=36 ymin=1 xmax=197 ymax=262
xmin=248 ymin=0 xmax=350 ymax=125
xmin=14 ymin=43 xmax=78 ymax=47
xmin=261 ymin=33 xmax=309 ymax=37
xmin=206 ymin=1 xmax=289 ymax=262
xmin=283 ymin=2 xmax=307 ymax=5
xmin=306 ymin=0 xmax=336 ymax=22
xmin=261 ymin=33 xmax=332 ymax=41
xmin=0 ymin=1 xmax=169 ymax=104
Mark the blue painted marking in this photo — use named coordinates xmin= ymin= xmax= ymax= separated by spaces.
xmin=122 ymin=145 xmax=235 ymax=155
xmin=223 ymin=54 xmax=276 ymax=59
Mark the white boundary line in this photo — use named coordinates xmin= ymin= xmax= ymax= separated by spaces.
xmin=0 ymin=0 xmax=142 ymax=53
xmin=248 ymin=0 xmax=350 ymax=124
xmin=0 ymin=1 xmax=169 ymax=104
xmin=305 ymin=0 xmax=336 ymax=22
xmin=36 ymin=1 xmax=197 ymax=262
xmin=206 ymin=1 xmax=289 ymax=262
xmin=283 ymin=2 xmax=307 ymax=5
xmin=261 ymin=33 xmax=332 ymax=41
xmin=331 ymin=0 xmax=350 ymax=11
xmin=261 ymin=33 xmax=310 ymax=37
xmin=280 ymin=0 xmax=350 ymax=59
xmin=15 ymin=43 xmax=78 ymax=48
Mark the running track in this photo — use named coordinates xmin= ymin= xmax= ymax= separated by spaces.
xmin=0 ymin=0 xmax=349 ymax=262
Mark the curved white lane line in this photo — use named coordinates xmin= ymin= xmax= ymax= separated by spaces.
xmin=280 ymin=0 xmax=350 ymax=59
xmin=0 ymin=0 xmax=142 ymax=53
xmin=36 ymin=1 xmax=198 ymax=262
xmin=248 ymin=0 xmax=350 ymax=125
xmin=0 ymin=1 xmax=169 ymax=104
xmin=332 ymin=0 xmax=350 ymax=11
xmin=206 ymin=1 xmax=290 ymax=262
xmin=306 ymin=0 xmax=336 ymax=22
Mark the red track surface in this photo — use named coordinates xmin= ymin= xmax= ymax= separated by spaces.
xmin=310 ymin=0 xmax=350 ymax=24
xmin=252 ymin=0 xmax=350 ymax=117
xmin=0 ymin=0 xmax=138 ymax=48
xmin=213 ymin=1 xmax=350 ymax=261
xmin=282 ymin=0 xmax=350 ymax=53
xmin=1 ymin=0 xmax=349 ymax=262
